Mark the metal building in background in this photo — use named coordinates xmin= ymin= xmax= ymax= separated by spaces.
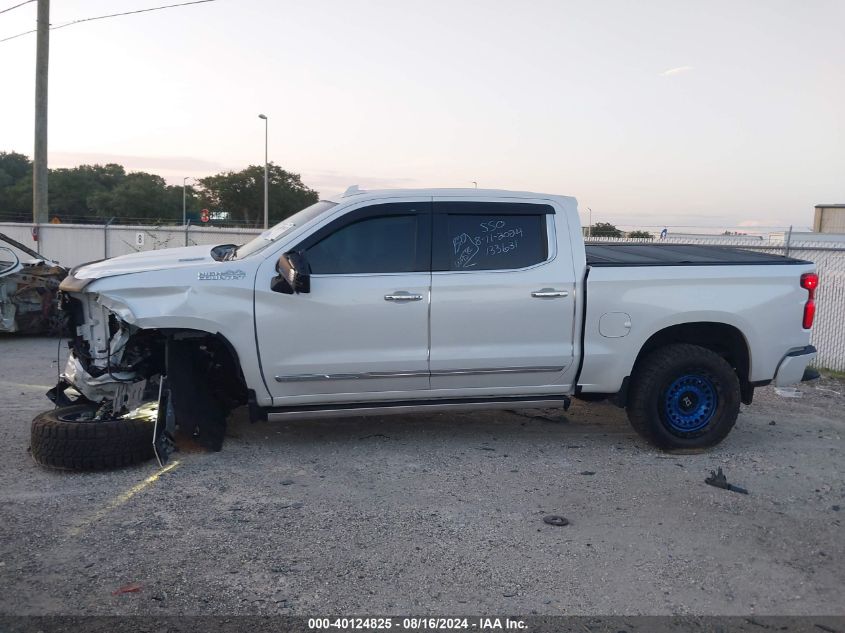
xmin=813 ymin=204 xmax=845 ymax=234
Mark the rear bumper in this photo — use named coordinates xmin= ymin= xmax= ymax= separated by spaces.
xmin=773 ymin=345 xmax=817 ymax=387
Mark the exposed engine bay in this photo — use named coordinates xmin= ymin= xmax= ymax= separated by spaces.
xmin=49 ymin=289 xmax=249 ymax=464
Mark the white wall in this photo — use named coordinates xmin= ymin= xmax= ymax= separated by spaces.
xmin=0 ymin=222 xmax=262 ymax=268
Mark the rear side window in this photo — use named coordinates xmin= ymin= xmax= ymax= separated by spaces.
xmin=434 ymin=202 xmax=552 ymax=271
xmin=306 ymin=215 xmax=419 ymax=274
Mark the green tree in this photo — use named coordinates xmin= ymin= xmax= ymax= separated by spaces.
xmin=589 ymin=222 xmax=623 ymax=238
xmin=628 ymin=230 xmax=652 ymax=239
xmin=0 ymin=152 xmax=318 ymax=226
xmin=0 ymin=152 xmax=33 ymax=222
xmin=165 ymin=184 xmax=202 ymax=223
xmin=199 ymin=163 xmax=318 ymax=227
xmin=88 ymin=172 xmax=173 ymax=222
xmin=49 ymin=164 xmax=127 ymax=220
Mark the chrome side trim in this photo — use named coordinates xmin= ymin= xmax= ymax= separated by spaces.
xmin=275 ymin=366 xmax=564 ymax=383
xmin=431 ymin=366 xmax=564 ymax=377
xmin=275 ymin=370 xmax=429 ymax=383
xmin=267 ymin=398 xmax=569 ymax=421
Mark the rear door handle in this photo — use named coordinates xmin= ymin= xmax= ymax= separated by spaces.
xmin=385 ymin=292 xmax=423 ymax=302
xmin=531 ymin=288 xmax=569 ymax=298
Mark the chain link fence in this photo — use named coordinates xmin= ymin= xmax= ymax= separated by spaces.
xmin=587 ymin=235 xmax=845 ymax=371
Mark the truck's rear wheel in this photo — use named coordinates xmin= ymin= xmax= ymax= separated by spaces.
xmin=31 ymin=404 xmax=155 ymax=470
xmin=626 ymin=343 xmax=740 ymax=450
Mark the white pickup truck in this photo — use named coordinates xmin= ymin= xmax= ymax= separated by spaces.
xmin=33 ymin=188 xmax=819 ymax=469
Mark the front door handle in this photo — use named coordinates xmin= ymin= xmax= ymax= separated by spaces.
xmin=385 ymin=292 xmax=423 ymax=302
xmin=531 ymin=288 xmax=569 ymax=298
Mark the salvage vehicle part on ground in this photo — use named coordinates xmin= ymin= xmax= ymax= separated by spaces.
xmin=0 ymin=233 xmax=68 ymax=335
xmin=30 ymin=403 xmax=155 ymax=470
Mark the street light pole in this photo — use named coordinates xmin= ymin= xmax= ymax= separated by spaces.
xmin=182 ymin=176 xmax=193 ymax=227
xmin=258 ymin=114 xmax=268 ymax=229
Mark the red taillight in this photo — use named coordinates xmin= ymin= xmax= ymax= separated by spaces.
xmin=801 ymin=273 xmax=819 ymax=291
xmin=803 ymin=301 xmax=816 ymax=329
xmin=801 ymin=272 xmax=819 ymax=329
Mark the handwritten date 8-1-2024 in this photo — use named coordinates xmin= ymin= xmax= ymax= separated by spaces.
xmin=451 ymin=220 xmax=524 ymax=268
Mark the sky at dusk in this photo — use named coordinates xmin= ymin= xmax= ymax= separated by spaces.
xmin=1 ymin=0 xmax=843 ymax=231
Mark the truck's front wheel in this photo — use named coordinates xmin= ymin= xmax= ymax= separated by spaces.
xmin=626 ymin=343 xmax=740 ymax=450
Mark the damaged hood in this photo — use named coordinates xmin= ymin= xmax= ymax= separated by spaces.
xmin=73 ymin=244 xmax=219 ymax=280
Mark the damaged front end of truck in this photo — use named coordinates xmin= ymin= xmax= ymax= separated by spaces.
xmin=40 ymin=262 xmax=249 ymax=469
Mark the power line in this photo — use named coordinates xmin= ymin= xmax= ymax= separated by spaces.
xmin=0 ymin=26 xmax=33 ymax=43
xmin=0 ymin=0 xmax=34 ymax=15
xmin=0 ymin=0 xmax=216 ymax=43
xmin=51 ymin=0 xmax=217 ymax=32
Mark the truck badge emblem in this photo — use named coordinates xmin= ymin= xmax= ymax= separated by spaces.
xmin=198 ymin=269 xmax=246 ymax=281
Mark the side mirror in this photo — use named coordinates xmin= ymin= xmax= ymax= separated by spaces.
xmin=272 ymin=250 xmax=311 ymax=294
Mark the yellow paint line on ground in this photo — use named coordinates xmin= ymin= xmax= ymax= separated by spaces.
xmin=68 ymin=460 xmax=181 ymax=536
xmin=0 ymin=381 xmax=52 ymax=390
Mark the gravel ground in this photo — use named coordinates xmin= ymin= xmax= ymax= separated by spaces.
xmin=0 ymin=336 xmax=843 ymax=616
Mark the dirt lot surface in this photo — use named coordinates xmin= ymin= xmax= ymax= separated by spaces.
xmin=0 ymin=336 xmax=843 ymax=616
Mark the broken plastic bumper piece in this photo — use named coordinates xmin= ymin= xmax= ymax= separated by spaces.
xmin=773 ymin=345 xmax=816 ymax=388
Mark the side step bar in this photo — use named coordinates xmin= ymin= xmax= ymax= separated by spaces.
xmin=265 ymin=395 xmax=571 ymax=422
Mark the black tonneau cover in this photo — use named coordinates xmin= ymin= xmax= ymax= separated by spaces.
xmin=585 ymin=243 xmax=810 ymax=267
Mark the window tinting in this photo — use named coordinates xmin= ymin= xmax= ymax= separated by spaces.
xmin=445 ymin=214 xmax=547 ymax=271
xmin=306 ymin=215 xmax=418 ymax=274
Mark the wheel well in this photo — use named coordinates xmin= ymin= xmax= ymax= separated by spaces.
xmin=627 ymin=322 xmax=753 ymax=405
xmin=137 ymin=328 xmax=249 ymax=409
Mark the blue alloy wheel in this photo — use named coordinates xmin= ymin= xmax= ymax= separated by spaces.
xmin=662 ymin=374 xmax=718 ymax=433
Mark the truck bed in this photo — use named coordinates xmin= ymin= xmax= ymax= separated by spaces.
xmin=585 ymin=243 xmax=809 ymax=267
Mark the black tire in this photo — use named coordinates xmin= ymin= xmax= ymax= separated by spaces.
xmin=31 ymin=404 xmax=155 ymax=471
xmin=626 ymin=343 xmax=740 ymax=450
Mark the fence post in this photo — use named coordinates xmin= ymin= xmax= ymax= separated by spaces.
xmin=785 ymin=225 xmax=793 ymax=257
xmin=103 ymin=217 xmax=114 ymax=259
xmin=184 ymin=219 xmax=191 ymax=247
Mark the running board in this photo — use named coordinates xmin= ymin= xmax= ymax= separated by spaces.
xmin=265 ymin=395 xmax=571 ymax=422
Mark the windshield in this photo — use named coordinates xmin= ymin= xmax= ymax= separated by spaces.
xmin=234 ymin=200 xmax=338 ymax=259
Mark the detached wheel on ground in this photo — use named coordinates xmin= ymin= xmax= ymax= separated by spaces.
xmin=31 ymin=404 xmax=155 ymax=471
xmin=626 ymin=343 xmax=741 ymax=450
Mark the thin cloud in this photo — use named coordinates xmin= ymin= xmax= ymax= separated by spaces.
xmin=303 ymin=170 xmax=420 ymax=198
xmin=660 ymin=65 xmax=694 ymax=77
xmin=50 ymin=152 xmax=225 ymax=173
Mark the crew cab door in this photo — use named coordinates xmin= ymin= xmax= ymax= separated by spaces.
xmin=429 ymin=198 xmax=577 ymax=394
xmin=254 ymin=199 xmax=432 ymax=405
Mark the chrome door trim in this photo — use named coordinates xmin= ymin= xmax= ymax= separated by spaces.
xmin=431 ymin=366 xmax=564 ymax=377
xmin=275 ymin=366 xmax=564 ymax=382
xmin=275 ymin=370 xmax=430 ymax=383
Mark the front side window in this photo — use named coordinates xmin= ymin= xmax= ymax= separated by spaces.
xmin=306 ymin=214 xmax=419 ymax=274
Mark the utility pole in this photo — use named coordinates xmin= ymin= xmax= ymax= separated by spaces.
xmin=33 ymin=0 xmax=50 ymax=230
